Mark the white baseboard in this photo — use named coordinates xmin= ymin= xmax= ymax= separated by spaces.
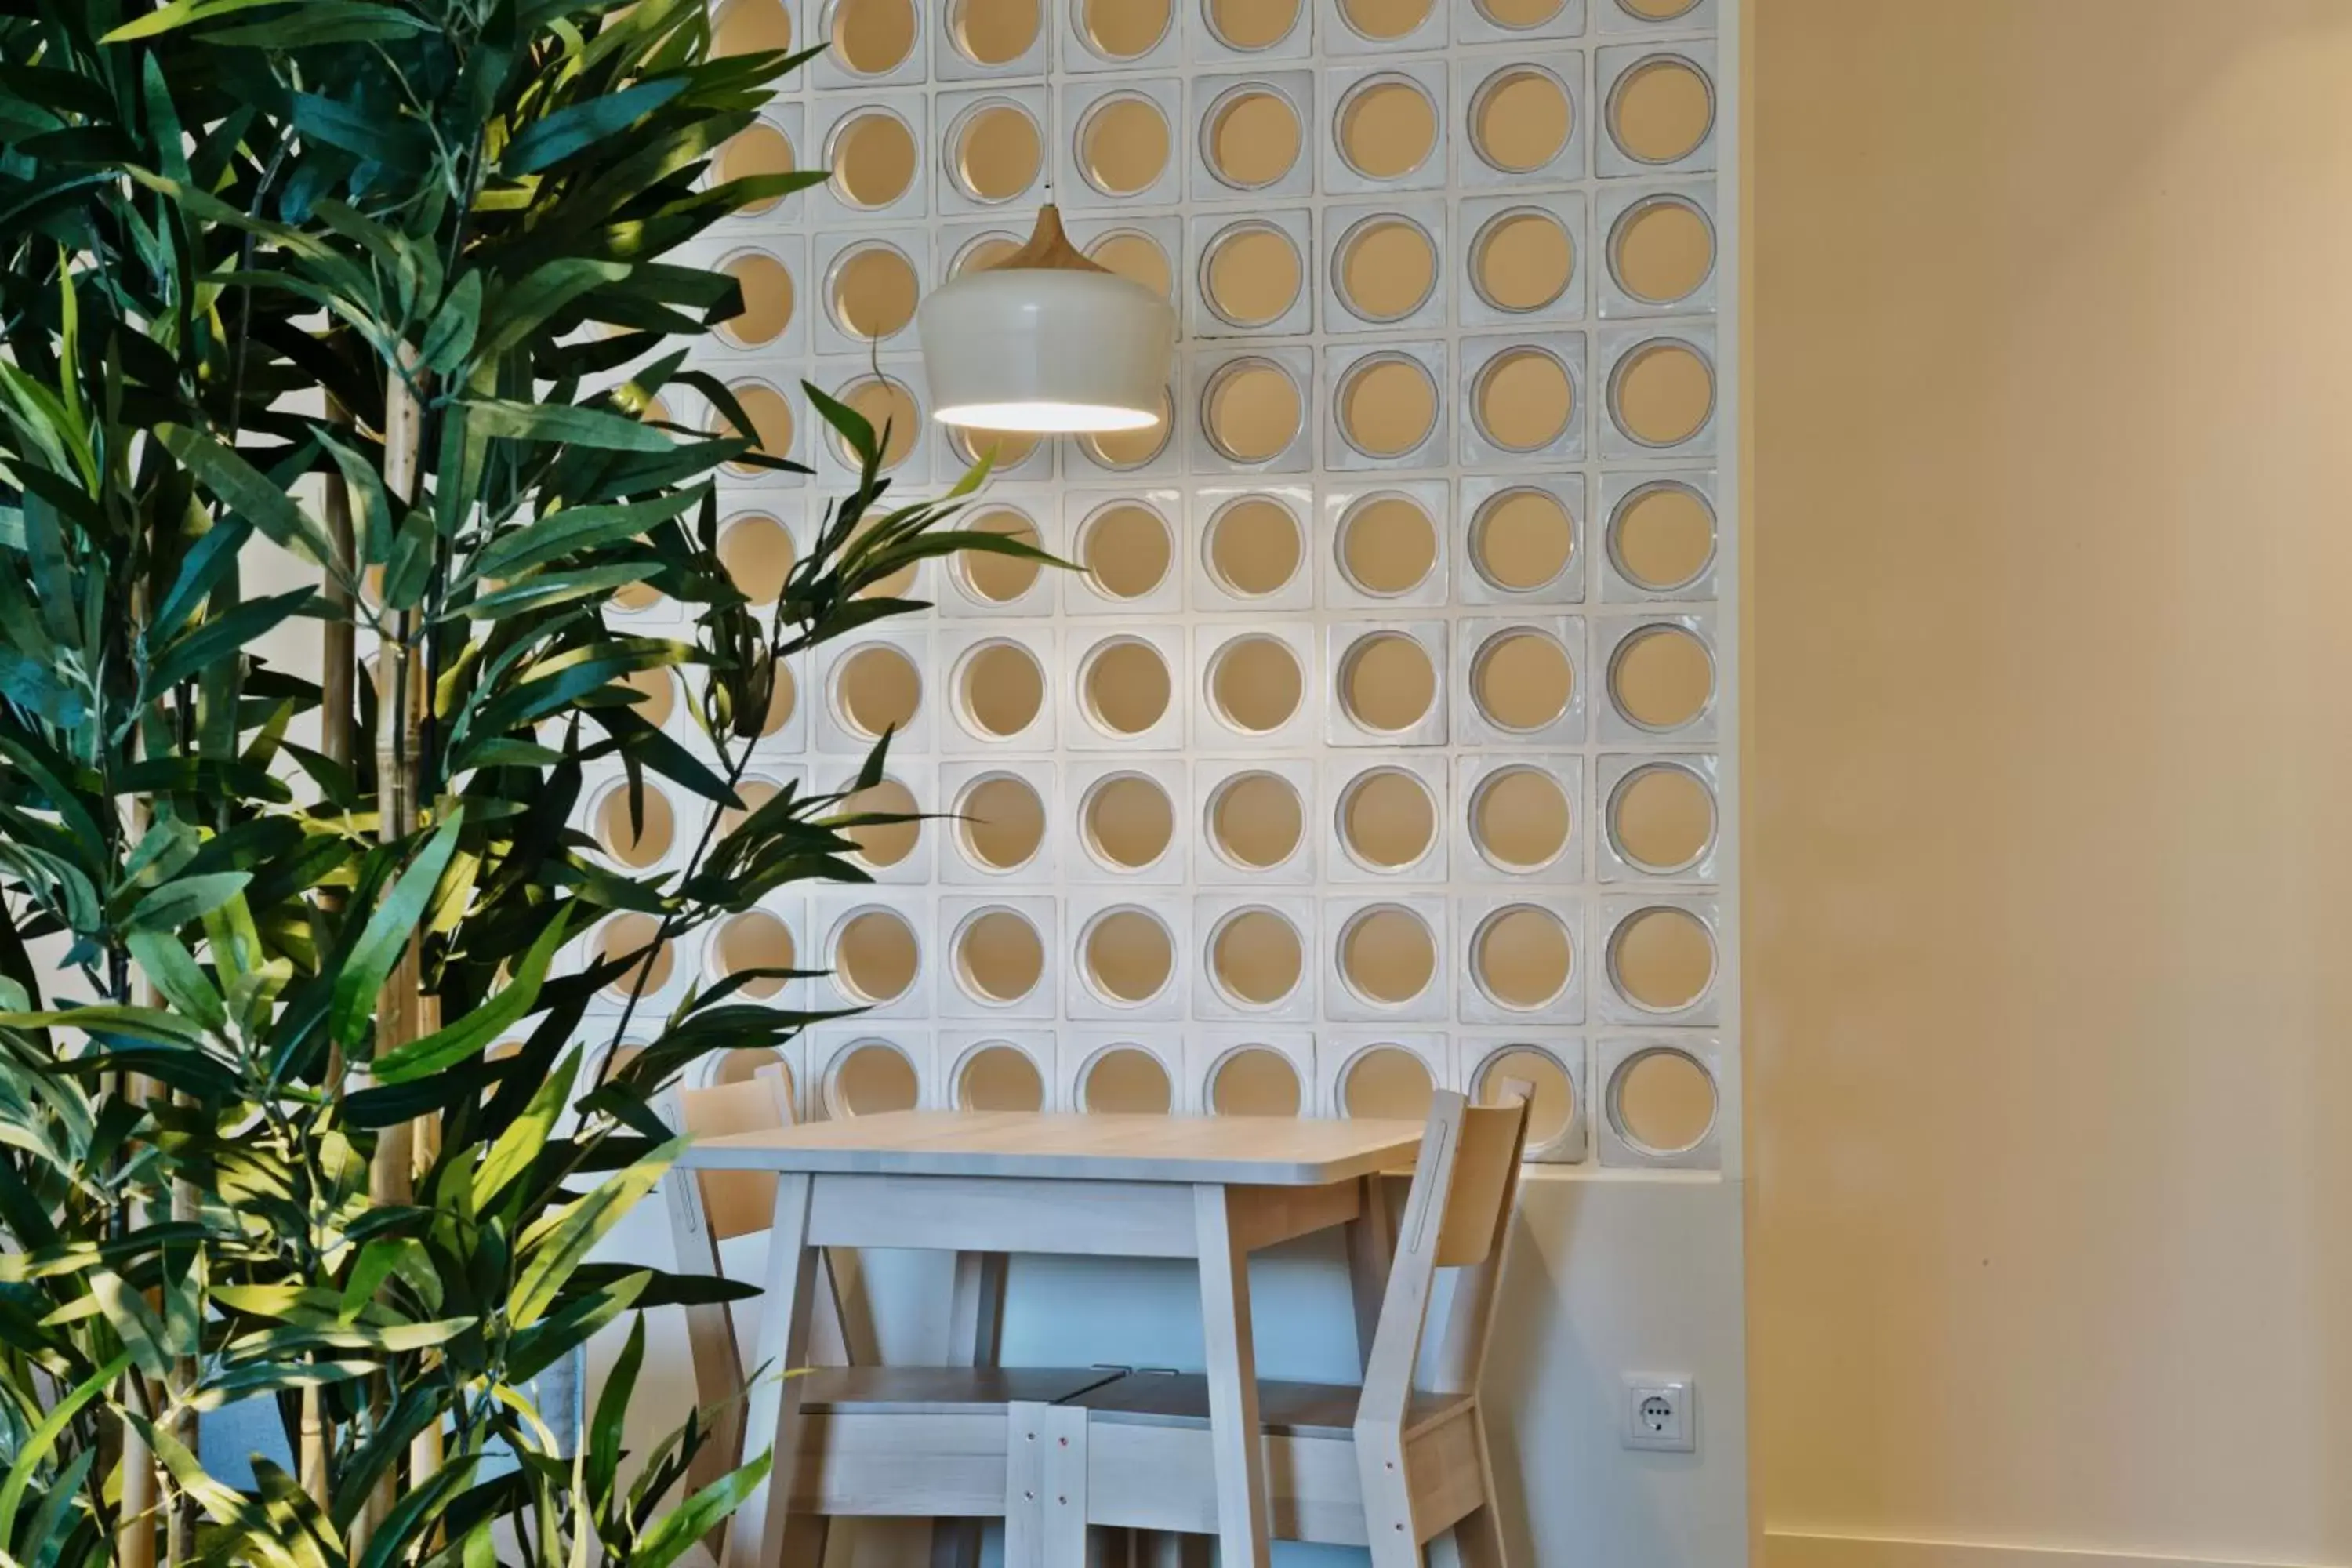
xmin=1766 ymin=1531 xmax=2347 ymax=1568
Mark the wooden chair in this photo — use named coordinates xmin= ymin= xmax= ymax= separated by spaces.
xmin=663 ymin=1071 xmax=1122 ymax=1567
xmin=1054 ymin=1087 xmax=1533 ymax=1567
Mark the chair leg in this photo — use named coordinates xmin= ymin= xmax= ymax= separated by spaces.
xmin=1446 ymin=1410 xmax=1511 ymax=1568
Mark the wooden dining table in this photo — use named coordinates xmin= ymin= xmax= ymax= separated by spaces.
xmin=674 ymin=1109 xmax=1426 ymax=1568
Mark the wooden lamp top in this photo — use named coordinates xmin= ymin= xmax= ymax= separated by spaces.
xmin=988 ymin=203 xmax=1112 ymax=274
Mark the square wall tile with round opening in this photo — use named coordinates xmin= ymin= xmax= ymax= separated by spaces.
xmin=607 ymin=0 xmax=1746 ymax=1558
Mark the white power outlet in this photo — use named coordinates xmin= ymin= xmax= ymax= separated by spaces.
xmin=1621 ymin=1374 xmax=1695 ymax=1453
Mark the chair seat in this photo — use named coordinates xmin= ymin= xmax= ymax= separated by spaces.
xmin=1064 ymin=1370 xmax=1472 ymax=1437
xmin=797 ymin=1365 xmax=1124 ymax=1414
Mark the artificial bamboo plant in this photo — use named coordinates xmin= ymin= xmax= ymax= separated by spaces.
xmin=0 ymin=2 xmax=1035 ymax=1565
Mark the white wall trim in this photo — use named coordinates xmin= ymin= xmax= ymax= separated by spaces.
xmin=1767 ymin=1532 xmax=2347 ymax=1568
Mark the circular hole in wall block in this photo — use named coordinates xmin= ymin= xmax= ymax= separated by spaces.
xmin=830 ymin=109 xmax=919 ymax=208
xmin=718 ymin=122 xmax=797 ymax=216
xmin=1203 ymin=358 xmax=1302 ymax=466
xmin=949 ymin=0 xmax=1039 ymax=62
xmin=720 ymin=777 xmax=779 ymax=838
xmin=1471 ymin=66 xmax=1571 ymax=174
xmin=1610 ymin=339 xmax=1715 ymax=448
xmin=715 ymin=1046 xmax=787 ymax=1089
xmin=1083 ymin=907 xmax=1174 ymax=1005
xmin=1080 ymin=93 xmax=1171 ymax=198
xmin=834 ymin=643 xmax=922 ymax=739
xmin=1613 ymin=1047 xmax=1715 ymax=1154
xmin=950 ymin=100 xmax=1044 ymax=204
xmin=1083 ymin=773 xmax=1174 ymax=872
xmin=1205 ymin=495 xmax=1302 ymax=597
xmin=1080 ymin=0 xmax=1171 ymax=60
xmin=599 ymin=1043 xmax=647 ymax=1083
xmin=1470 ymin=764 xmax=1572 ymax=873
xmin=1610 ymin=194 xmax=1715 ymax=305
xmin=835 ymin=909 xmax=920 ymax=1004
xmin=1208 ymin=771 xmax=1305 ymax=871
xmin=1472 ymin=627 xmax=1574 ymax=733
xmin=1618 ymin=0 xmax=1703 ymax=17
xmin=1210 ymin=909 xmax=1305 ymax=1008
xmin=1608 ymin=906 xmax=1715 ymax=1013
xmin=718 ymin=250 xmax=795 ymax=349
xmin=719 ymin=512 xmax=795 ymax=605
xmin=596 ymin=782 xmax=676 ymax=869
xmin=720 ymin=380 xmax=795 ymax=474
xmin=1477 ymin=1047 xmax=1575 ymax=1148
xmin=610 ymin=568 xmax=660 ymax=613
xmin=1087 ymin=230 xmax=1174 ymax=300
xmin=953 ymin=506 xmax=1044 ymax=604
xmin=1338 ymin=631 xmax=1437 ymax=735
xmin=1339 ymin=767 xmax=1436 ymax=872
xmin=957 ymin=640 xmax=1046 ymax=739
xmin=716 ymin=0 xmax=793 ymax=56
xmin=829 ymin=0 xmax=916 ymax=74
xmin=953 ymin=231 xmax=1023 ymax=278
xmin=1336 ymin=76 xmax=1438 ymax=182
xmin=757 ymin=664 xmax=796 ymax=737
xmin=1334 ymin=215 xmax=1438 ymax=325
xmin=619 ymin=665 xmax=678 ymax=730
xmin=1208 ymin=0 xmax=1299 ymax=49
xmin=955 ymin=908 xmax=1045 ymax=1004
xmin=956 ymin=772 xmax=1047 ymax=872
xmin=1473 ymin=904 xmax=1574 ymax=1011
xmin=833 ymin=376 xmax=921 ymax=471
xmin=1474 ymin=347 xmax=1575 ymax=453
xmin=1609 ymin=625 xmax=1714 ymax=731
xmin=1609 ymin=762 xmax=1717 ymax=873
xmin=1342 ymin=1046 xmax=1434 ymax=1122
xmin=1080 ymin=503 xmax=1172 ymax=599
xmin=1338 ymin=0 xmax=1430 ymax=41
xmin=1340 ymin=905 xmax=1436 ymax=1007
xmin=1472 ymin=208 xmax=1574 ymax=314
xmin=840 ymin=777 xmax=920 ymax=868
xmin=599 ymin=913 xmax=674 ymax=1000
xmin=1337 ymin=491 xmax=1438 ymax=595
xmin=713 ymin=910 xmax=796 ymax=1000
xmin=1608 ymin=55 xmax=1715 ymax=165
xmin=1203 ymin=223 xmax=1303 ymax=328
xmin=1470 ymin=487 xmax=1574 ymax=593
xmin=1205 ymin=88 xmax=1301 ymax=191
xmin=829 ymin=242 xmax=920 ymax=341
xmin=1610 ymin=480 xmax=1715 ymax=591
xmin=1336 ymin=355 xmax=1439 ymax=462
xmin=830 ymin=1040 xmax=920 ymax=1117
xmin=1475 ymin=0 xmax=1563 ymax=27
xmin=959 ymin=1043 xmax=1045 ymax=1111
xmin=1208 ymin=635 xmax=1303 ymax=735
xmin=1211 ymin=1047 xmax=1302 ymax=1116
xmin=1077 ymin=387 xmax=1175 ymax=470
xmin=948 ymin=424 xmax=1042 ymax=472
xmin=1081 ymin=638 xmax=1172 ymax=737
xmin=1083 ymin=1047 xmax=1171 ymax=1113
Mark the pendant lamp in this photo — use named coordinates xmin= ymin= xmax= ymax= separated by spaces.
xmin=916 ymin=203 xmax=1176 ymax=435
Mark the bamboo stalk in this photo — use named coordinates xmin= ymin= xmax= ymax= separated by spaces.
xmin=357 ymin=354 xmax=428 ymax=1550
xmin=117 ymin=1417 xmax=158 ymax=1568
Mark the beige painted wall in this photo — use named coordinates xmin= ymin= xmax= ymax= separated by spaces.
xmin=1747 ymin=2 xmax=2352 ymax=1564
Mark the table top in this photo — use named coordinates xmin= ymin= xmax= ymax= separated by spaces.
xmin=673 ymin=1110 xmax=1425 ymax=1186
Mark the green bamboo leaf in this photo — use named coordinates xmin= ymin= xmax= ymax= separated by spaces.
xmin=222 ymin=1316 xmax=471 ymax=1359
xmin=155 ymin=425 xmax=332 ymax=567
xmin=509 ymin=1138 xmax=680 ymax=1326
xmin=331 ymin=808 xmax=466 ymax=1053
xmin=475 ymin=260 xmax=631 ymax=361
xmin=124 ymin=931 xmax=227 ymax=1033
xmin=187 ymin=1359 xmax=375 ymax=1414
xmin=145 ymin=587 xmax=314 ymax=695
xmin=0 ymin=646 xmax=85 ymax=727
xmin=474 ymin=1048 xmax=580 ymax=1210
xmin=464 ymin=397 xmax=680 ymax=452
xmin=125 ymin=871 xmax=252 ymax=934
xmin=372 ymin=910 xmax=571 ymax=1084
xmin=473 ymin=484 xmax=707 ymax=579
xmin=420 ymin=271 xmax=482 ymax=375
xmin=589 ymin=1315 xmax=644 ymax=1500
xmin=202 ymin=2 xmax=430 ymax=44
xmin=503 ymin=78 xmax=691 ymax=175
xmin=102 ymin=0 xmax=299 ymax=39
xmin=150 ymin=517 xmax=251 ymax=636
xmin=0 ymin=1348 xmax=132 ymax=1550
xmin=92 ymin=1269 xmax=172 ymax=1377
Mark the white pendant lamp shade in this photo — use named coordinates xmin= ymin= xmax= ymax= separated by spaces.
xmin=918 ymin=205 xmax=1176 ymax=434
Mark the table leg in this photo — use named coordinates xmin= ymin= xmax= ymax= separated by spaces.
xmin=727 ymin=1173 xmax=822 ymax=1568
xmin=1192 ymin=1185 xmax=1271 ymax=1568
xmin=1344 ymin=1174 xmax=1396 ymax=1375
xmin=929 ymin=1250 xmax=1007 ymax=1568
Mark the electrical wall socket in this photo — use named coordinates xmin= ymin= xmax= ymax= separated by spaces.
xmin=1622 ymin=1374 xmax=1695 ymax=1453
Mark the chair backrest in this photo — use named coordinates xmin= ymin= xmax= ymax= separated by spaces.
xmin=1356 ymin=1083 xmax=1533 ymax=1430
xmin=676 ymin=1068 xmax=797 ymax=1241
